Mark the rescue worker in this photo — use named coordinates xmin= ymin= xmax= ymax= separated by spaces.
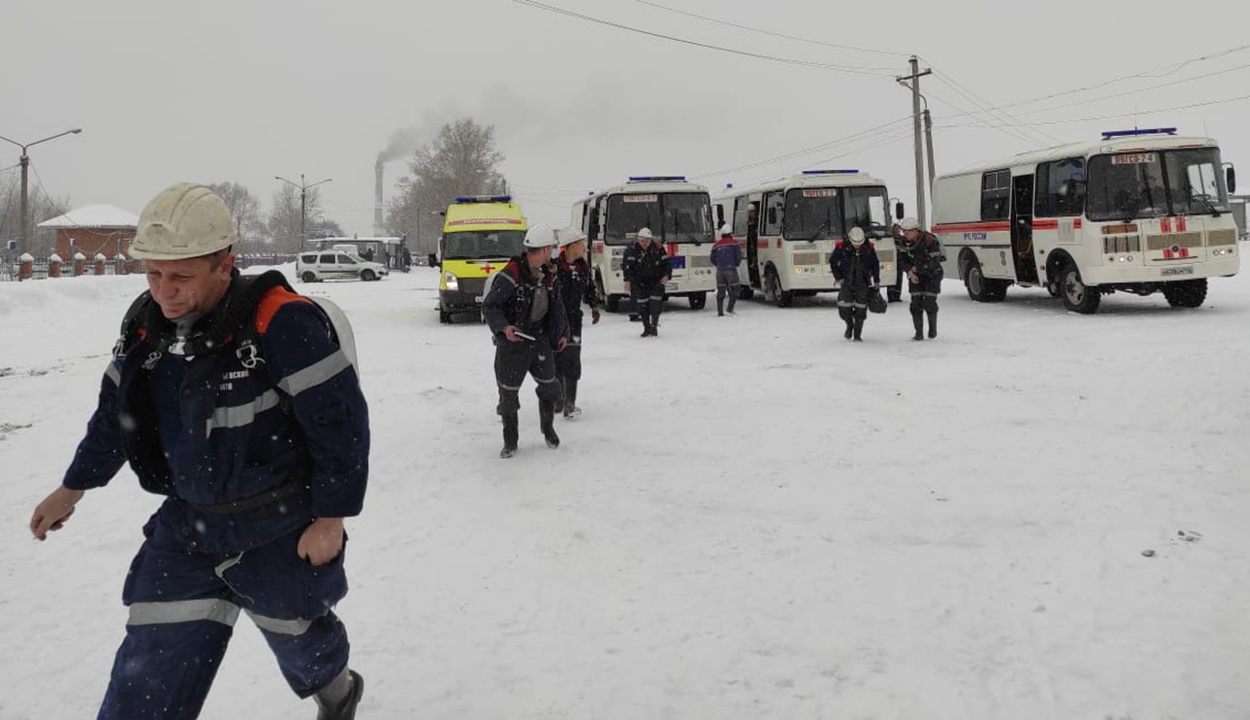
xmin=28 ymin=183 xmax=368 ymax=720
xmin=553 ymin=227 xmax=601 ymax=419
xmin=894 ymin=216 xmax=945 ymax=340
xmin=829 ymin=226 xmax=881 ymax=341
xmin=710 ymin=223 xmax=741 ymax=316
xmin=621 ymin=227 xmax=672 ymax=337
xmin=482 ymin=225 xmax=569 ymax=458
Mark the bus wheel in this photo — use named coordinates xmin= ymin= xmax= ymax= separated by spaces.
xmin=965 ymin=260 xmax=1006 ymax=302
xmin=1060 ymin=263 xmax=1100 ymax=314
xmin=688 ymin=293 xmax=707 ymax=310
xmin=605 ymin=294 xmax=620 ymax=312
xmin=1162 ymin=279 xmax=1207 ymax=308
xmin=739 ymin=285 xmax=754 ymax=300
xmin=765 ymin=268 xmax=792 ymax=307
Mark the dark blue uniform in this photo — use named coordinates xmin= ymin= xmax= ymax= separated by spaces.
xmin=63 ymin=274 xmax=369 ymax=718
xmin=622 ymin=242 xmax=672 ymax=336
xmin=482 ymin=256 xmax=568 ymax=454
xmin=830 ymin=239 xmax=881 ymax=340
xmin=898 ymin=231 xmax=945 ymax=339
xmin=553 ymin=254 xmax=598 ymax=415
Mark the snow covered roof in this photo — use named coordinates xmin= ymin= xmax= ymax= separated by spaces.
xmin=38 ymin=204 xmax=139 ymax=229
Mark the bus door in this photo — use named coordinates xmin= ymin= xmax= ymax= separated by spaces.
xmin=736 ymin=195 xmax=762 ymax=288
xmin=1012 ymin=175 xmax=1038 ymax=284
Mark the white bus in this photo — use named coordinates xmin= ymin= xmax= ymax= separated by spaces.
xmin=932 ymin=128 xmax=1239 ymax=313
xmin=571 ymin=176 xmax=716 ymax=311
xmin=713 ymin=170 xmax=898 ymax=306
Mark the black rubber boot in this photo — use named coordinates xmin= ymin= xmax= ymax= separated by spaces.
xmin=500 ymin=413 xmax=519 ymax=458
xmin=639 ymin=308 xmax=652 ymax=337
xmin=727 ymin=295 xmax=737 ymax=314
xmin=716 ymin=295 xmax=724 ymax=316
xmin=649 ymin=296 xmax=663 ymax=337
xmin=911 ymin=308 xmax=925 ymax=341
xmin=316 ymin=670 xmax=364 ymax=720
xmin=843 ymin=318 xmax=854 ymax=339
xmin=926 ymin=308 xmax=938 ymax=339
xmin=539 ymin=400 xmax=560 ymax=448
xmin=852 ymin=318 xmax=864 ymax=342
xmin=563 ymin=379 xmax=580 ymax=419
xmin=552 ymin=378 xmax=565 ymax=414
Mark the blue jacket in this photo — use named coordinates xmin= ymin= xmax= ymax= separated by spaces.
xmin=830 ymin=241 xmax=881 ymax=287
xmin=709 ymin=236 xmax=741 ymax=271
xmin=61 ymin=274 xmax=370 ymax=554
xmin=482 ymin=256 xmax=569 ymax=347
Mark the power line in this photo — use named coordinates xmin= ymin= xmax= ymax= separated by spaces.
xmin=691 ymin=116 xmax=914 ymax=180
xmin=936 ymin=91 xmax=1250 ymax=129
xmin=971 ymin=42 xmax=1250 ymax=113
xmin=1007 ymin=60 xmax=1250 ymax=118
xmin=511 ymin=0 xmax=897 ymax=76
xmin=634 ymin=0 xmax=909 ymax=59
xmin=928 ymin=70 xmax=1063 ymax=146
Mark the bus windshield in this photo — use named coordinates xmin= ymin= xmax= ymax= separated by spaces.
xmin=783 ymin=186 xmax=889 ymax=241
xmin=784 ymin=188 xmax=842 ymax=241
xmin=843 ymin=187 xmax=891 ymax=238
xmin=442 ymin=230 xmax=526 ymax=260
xmin=604 ymin=192 xmax=714 ymax=244
xmin=1086 ymin=148 xmax=1229 ymax=221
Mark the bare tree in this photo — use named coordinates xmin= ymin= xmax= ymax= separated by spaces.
xmin=0 ymin=172 xmax=70 ymax=257
xmin=386 ymin=117 xmax=508 ymax=255
xmin=267 ymin=184 xmax=337 ymax=254
xmin=207 ymin=181 xmax=266 ymax=253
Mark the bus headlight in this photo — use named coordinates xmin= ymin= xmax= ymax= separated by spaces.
xmin=445 ymin=272 xmax=459 ymax=291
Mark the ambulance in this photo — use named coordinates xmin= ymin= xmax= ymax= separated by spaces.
xmin=429 ymin=195 xmax=527 ymax=324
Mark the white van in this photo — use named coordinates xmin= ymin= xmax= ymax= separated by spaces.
xmin=296 ymin=251 xmax=389 ymax=283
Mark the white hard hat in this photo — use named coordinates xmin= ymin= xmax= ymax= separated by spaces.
xmin=523 ymin=224 xmax=557 ymax=248
xmin=130 ymin=183 xmax=236 ymax=260
xmin=557 ymin=226 xmax=587 ymax=247
xmin=900 ymin=217 xmax=920 ymax=231
xmin=849 ymin=227 xmax=866 ymax=246
xmin=719 ymin=223 xmax=733 ymax=236
xmin=637 ymin=227 xmax=653 ymax=240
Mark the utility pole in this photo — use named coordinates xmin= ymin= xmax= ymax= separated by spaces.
xmin=0 ymin=128 xmax=83 ymax=255
xmin=897 ymin=57 xmax=932 ymax=229
xmin=923 ymin=105 xmax=936 ymax=197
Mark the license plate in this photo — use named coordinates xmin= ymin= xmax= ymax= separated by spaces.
xmin=665 ymin=282 xmax=678 ymax=292
xmin=1161 ymin=266 xmax=1194 ymax=277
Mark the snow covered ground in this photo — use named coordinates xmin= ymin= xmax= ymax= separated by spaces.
xmin=2 ymin=263 xmax=1248 ymax=719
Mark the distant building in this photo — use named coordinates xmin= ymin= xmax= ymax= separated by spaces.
xmin=38 ymin=205 xmax=139 ymax=259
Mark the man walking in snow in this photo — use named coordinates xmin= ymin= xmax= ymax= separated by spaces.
xmin=894 ymin=216 xmax=945 ymax=340
xmin=710 ymin=223 xmax=742 ymax=316
xmin=621 ymin=227 xmax=671 ymax=337
xmin=553 ymin=227 xmax=601 ymax=419
xmin=482 ymin=224 xmax=569 ymax=458
xmin=29 ymin=183 xmax=368 ymax=720
xmin=830 ymin=227 xmax=881 ymax=341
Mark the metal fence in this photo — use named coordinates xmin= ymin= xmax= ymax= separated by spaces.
xmin=1 ymin=254 xmax=296 ymax=282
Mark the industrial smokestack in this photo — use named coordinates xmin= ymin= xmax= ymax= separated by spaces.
xmin=374 ymin=157 xmax=385 ymax=236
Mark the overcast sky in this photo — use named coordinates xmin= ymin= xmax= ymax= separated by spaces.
xmin=3 ymin=0 xmax=1247 ymax=236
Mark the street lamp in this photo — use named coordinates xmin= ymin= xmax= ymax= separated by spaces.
xmin=0 ymin=128 xmax=83 ymax=255
xmin=274 ymin=173 xmax=332 ymax=248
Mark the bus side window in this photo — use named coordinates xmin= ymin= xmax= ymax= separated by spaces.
xmin=981 ymin=169 xmax=1011 ymax=221
xmin=763 ymin=191 xmax=784 ymax=235
xmin=730 ymin=198 xmax=744 ymax=236
xmin=1036 ymin=158 xmax=1085 ymax=217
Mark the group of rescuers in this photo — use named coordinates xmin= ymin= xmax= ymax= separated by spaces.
xmin=23 ymin=181 xmax=946 ymax=719
xmin=482 ymin=215 xmax=944 ymax=458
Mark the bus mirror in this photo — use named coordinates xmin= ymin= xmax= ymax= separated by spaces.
xmin=767 ymin=207 xmax=778 ymax=226
xmin=894 ymin=201 xmax=905 ymax=220
xmin=1227 ymin=165 xmax=1237 ymax=194
xmin=427 ymin=253 xmax=439 ymax=268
